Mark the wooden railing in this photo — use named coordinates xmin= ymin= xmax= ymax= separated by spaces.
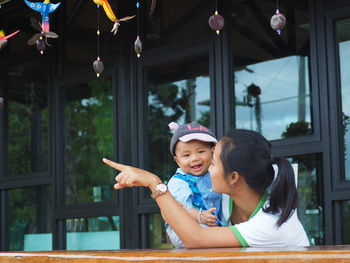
xmin=1 ymin=246 xmax=350 ymax=262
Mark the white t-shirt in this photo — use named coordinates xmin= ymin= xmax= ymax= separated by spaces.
xmin=222 ymin=194 xmax=310 ymax=247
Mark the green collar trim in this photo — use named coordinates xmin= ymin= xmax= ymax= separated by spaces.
xmin=250 ymin=191 xmax=268 ymax=219
xmin=228 ymin=191 xmax=268 ymax=225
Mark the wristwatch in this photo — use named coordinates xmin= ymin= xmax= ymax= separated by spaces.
xmin=151 ymin=182 xmax=168 ymax=199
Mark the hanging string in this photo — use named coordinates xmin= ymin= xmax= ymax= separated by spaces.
xmin=137 ymin=1 xmax=140 ymax=36
xmin=93 ymin=4 xmax=104 ymax=78
xmin=97 ymin=5 xmax=100 ymax=59
xmin=215 ymin=0 xmax=217 ymax=12
xmin=134 ymin=0 xmax=142 ymax=57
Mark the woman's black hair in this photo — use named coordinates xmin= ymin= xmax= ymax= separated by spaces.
xmin=220 ymin=129 xmax=298 ymax=227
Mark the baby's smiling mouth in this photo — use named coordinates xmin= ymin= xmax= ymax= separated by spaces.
xmin=191 ymin=164 xmax=202 ymax=171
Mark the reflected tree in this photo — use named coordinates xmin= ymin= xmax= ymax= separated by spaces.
xmin=282 ymin=122 xmax=322 ymax=244
xmin=65 ymin=79 xmax=114 ymax=204
xmin=148 ymin=83 xmax=189 ymax=180
xmin=343 ymin=112 xmax=350 ymax=161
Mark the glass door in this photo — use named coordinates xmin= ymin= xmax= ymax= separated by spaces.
xmin=136 ymin=43 xmax=215 ymax=248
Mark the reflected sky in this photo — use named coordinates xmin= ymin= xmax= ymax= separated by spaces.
xmin=339 ymin=40 xmax=350 ymax=179
xmin=235 ymin=55 xmax=311 ymax=140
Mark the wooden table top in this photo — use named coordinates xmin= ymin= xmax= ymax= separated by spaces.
xmin=1 ymin=246 xmax=350 ymax=262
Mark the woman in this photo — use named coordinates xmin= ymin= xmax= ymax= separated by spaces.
xmin=103 ymin=129 xmax=309 ymax=248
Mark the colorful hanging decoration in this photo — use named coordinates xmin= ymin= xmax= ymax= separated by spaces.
xmin=208 ymin=0 xmax=224 ymax=35
xmin=93 ymin=0 xmax=135 ymax=35
xmin=270 ymin=0 xmax=286 ymax=35
xmin=24 ymin=0 xmax=61 ymax=54
xmin=93 ymin=4 xmax=104 ymax=77
xmin=134 ymin=1 xmax=142 ymax=57
xmin=0 ymin=30 xmax=20 ymax=50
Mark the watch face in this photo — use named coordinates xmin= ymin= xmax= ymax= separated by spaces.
xmin=156 ymin=183 xmax=167 ymax=193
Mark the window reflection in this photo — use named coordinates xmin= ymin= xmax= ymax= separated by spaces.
xmin=8 ymin=186 xmax=52 ymax=251
xmin=232 ymin=0 xmax=312 ymax=140
xmin=7 ymin=61 xmax=49 ymax=176
xmin=66 ymin=216 xmax=120 ymax=250
xmin=336 ymin=19 xmax=350 ymax=181
xmin=148 ymin=214 xmax=173 ymax=249
xmin=146 ymin=55 xmax=211 ymax=182
xmin=288 ymin=154 xmax=323 ymax=245
xmin=341 ymin=201 xmax=350 ymax=244
xmin=64 ymin=79 xmax=115 ymax=204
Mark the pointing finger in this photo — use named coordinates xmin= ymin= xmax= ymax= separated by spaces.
xmin=103 ymin=158 xmax=127 ymax=172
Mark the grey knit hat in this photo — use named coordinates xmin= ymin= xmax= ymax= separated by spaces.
xmin=169 ymin=121 xmax=217 ymax=156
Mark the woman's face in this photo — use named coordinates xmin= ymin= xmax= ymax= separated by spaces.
xmin=209 ymin=141 xmax=229 ymax=193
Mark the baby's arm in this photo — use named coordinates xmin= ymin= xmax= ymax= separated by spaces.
xmin=167 ymin=177 xmax=218 ymax=226
xmin=187 ymin=207 xmax=218 ymax=227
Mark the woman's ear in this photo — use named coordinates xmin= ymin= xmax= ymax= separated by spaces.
xmin=228 ymin=171 xmax=240 ymax=187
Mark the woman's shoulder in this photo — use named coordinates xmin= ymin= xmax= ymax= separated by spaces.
xmin=235 ymin=209 xmax=309 ymax=247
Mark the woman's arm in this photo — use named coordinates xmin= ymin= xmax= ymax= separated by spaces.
xmin=103 ymin=158 xmax=240 ymax=248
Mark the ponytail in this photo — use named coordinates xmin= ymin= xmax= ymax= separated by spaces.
xmin=263 ymin=157 xmax=298 ymax=226
xmin=220 ymin=129 xmax=298 ymax=227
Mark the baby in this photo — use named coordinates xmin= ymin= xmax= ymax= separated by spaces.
xmin=165 ymin=121 xmax=224 ymax=248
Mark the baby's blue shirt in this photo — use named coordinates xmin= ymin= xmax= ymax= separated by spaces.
xmin=167 ymin=168 xmax=225 ymax=226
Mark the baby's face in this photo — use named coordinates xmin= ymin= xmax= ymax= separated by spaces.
xmin=174 ymin=140 xmax=214 ymax=176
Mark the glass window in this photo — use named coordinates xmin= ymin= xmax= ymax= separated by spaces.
xmin=288 ymin=154 xmax=324 ymax=245
xmin=8 ymin=186 xmax=53 ymax=251
xmin=7 ymin=61 xmax=49 ymax=176
xmin=148 ymin=214 xmax=173 ymax=249
xmin=232 ymin=0 xmax=312 ymax=140
xmin=341 ymin=201 xmax=350 ymax=244
xmin=146 ymin=55 xmax=211 ymax=182
xmin=64 ymin=78 xmax=115 ymax=204
xmin=66 ymin=216 xmax=120 ymax=250
xmin=335 ymin=19 xmax=350 ymax=181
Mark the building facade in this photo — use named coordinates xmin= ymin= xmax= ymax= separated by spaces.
xmin=0 ymin=0 xmax=350 ymax=250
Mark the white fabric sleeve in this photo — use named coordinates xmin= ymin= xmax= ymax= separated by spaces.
xmin=230 ymin=211 xmax=310 ymax=247
xmin=230 ymin=211 xmax=279 ymax=247
xmin=167 ymin=177 xmax=194 ymax=210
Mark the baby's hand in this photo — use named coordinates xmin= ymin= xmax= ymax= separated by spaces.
xmin=199 ymin=207 xmax=218 ymax=226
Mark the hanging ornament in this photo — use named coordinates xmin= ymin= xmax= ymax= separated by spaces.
xmin=270 ymin=1 xmax=286 ymax=35
xmin=93 ymin=0 xmax=135 ymax=35
xmin=0 ymin=30 xmax=20 ymax=50
xmin=36 ymin=36 xmax=46 ymax=54
xmin=134 ymin=36 xmax=142 ymax=58
xmin=247 ymin=83 xmax=261 ymax=97
xmin=93 ymin=57 xmax=104 ymax=77
xmin=93 ymin=4 xmax=104 ymax=77
xmin=24 ymin=0 xmax=61 ymax=54
xmin=208 ymin=0 xmax=224 ymax=35
xmin=134 ymin=1 xmax=142 ymax=57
